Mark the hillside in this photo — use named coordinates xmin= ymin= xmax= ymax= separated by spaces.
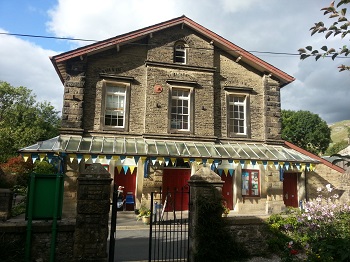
xmin=329 ymin=120 xmax=350 ymax=144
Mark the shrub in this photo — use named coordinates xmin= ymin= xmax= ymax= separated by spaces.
xmin=266 ymin=184 xmax=350 ymax=261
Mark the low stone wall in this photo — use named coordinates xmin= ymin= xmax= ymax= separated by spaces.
xmin=225 ymin=216 xmax=272 ymax=257
xmin=0 ymin=220 xmax=75 ymax=262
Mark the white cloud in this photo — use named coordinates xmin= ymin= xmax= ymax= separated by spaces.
xmin=47 ymin=0 xmax=178 ymax=46
xmin=0 ymin=29 xmax=63 ymax=113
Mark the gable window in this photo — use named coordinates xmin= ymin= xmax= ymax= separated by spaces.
xmin=170 ymin=87 xmax=192 ymax=131
xmin=242 ymin=170 xmax=260 ymax=197
xmin=103 ymin=81 xmax=130 ymax=130
xmin=227 ymin=93 xmax=249 ymax=137
xmin=174 ymin=42 xmax=186 ymax=64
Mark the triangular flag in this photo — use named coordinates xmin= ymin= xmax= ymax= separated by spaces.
xmin=274 ymin=161 xmax=279 ymax=170
xmin=228 ymin=159 xmax=233 ymax=166
xmin=69 ymin=154 xmax=76 ymax=163
xmin=84 ymin=154 xmax=91 ymax=162
xmin=164 ymin=157 xmax=170 ymax=166
xmin=189 ymin=158 xmax=195 ymax=163
xmin=140 ymin=156 xmax=147 ymax=163
xmin=251 ymin=160 xmax=256 ymax=167
xmin=213 ymin=159 xmax=220 ymax=168
xmin=91 ymin=154 xmax=98 ymax=163
xmin=129 ymin=166 xmax=136 ymax=174
xmin=106 ymin=155 xmax=112 ymax=164
xmin=170 ymin=158 xmax=177 ymax=165
xmin=77 ymin=154 xmax=83 ymax=164
xmin=228 ymin=169 xmax=234 ymax=176
xmin=123 ymin=165 xmax=129 ymax=174
xmin=218 ymin=169 xmax=223 ymax=176
xmin=285 ymin=162 xmax=290 ymax=170
xmin=120 ymin=155 xmax=126 ymax=163
xmin=196 ymin=158 xmax=202 ymax=165
xmin=240 ymin=160 xmax=245 ymax=169
xmin=306 ymin=163 xmax=310 ymax=171
xmin=112 ymin=155 xmax=119 ymax=161
xmin=183 ymin=158 xmax=189 ymax=163
xmin=296 ymin=163 xmax=301 ymax=170
xmin=223 ymin=168 xmax=229 ymax=176
xmin=116 ymin=165 xmax=123 ymax=173
xmin=31 ymin=154 xmax=38 ymax=163
xmin=151 ymin=157 xmax=157 ymax=165
xmin=23 ymin=154 xmax=30 ymax=162
xmin=47 ymin=153 xmax=54 ymax=163
xmin=133 ymin=156 xmax=140 ymax=164
xmin=157 ymin=158 xmax=163 ymax=165
xmin=263 ymin=161 xmax=268 ymax=170
xmin=39 ymin=153 xmax=46 ymax=162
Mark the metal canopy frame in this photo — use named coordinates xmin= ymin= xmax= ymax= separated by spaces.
xmin=19 ymin=135 xmax=317 ymax=163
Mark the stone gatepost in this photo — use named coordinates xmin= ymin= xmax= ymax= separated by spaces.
xmin=188 ymin=166 xmax=224 ymax=262
xmin=73 ymin=163 xmax=112 ymax=262
xmin=0 ymin=189 xmax=13 ymax=221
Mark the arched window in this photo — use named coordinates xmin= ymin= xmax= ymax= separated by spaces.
xmin=174 ymin=42 xmax=186 ymax=64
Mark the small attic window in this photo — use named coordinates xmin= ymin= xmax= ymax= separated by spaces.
xmin=174 ymin=41 xmax=186 ymax=64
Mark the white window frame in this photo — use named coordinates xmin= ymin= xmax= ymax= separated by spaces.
xmin=102 ymin=81 xmax=130 ymax=130
xmin=170 ymin=87 xmax=192 ymax=132
xmin=227 ymin=94 xmax=248 ymax=136
xmin=174 ymin=42 xmax=186 ymax=64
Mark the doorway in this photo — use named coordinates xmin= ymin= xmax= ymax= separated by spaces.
xmin=283 ymin=173 xmax=299 ymax=207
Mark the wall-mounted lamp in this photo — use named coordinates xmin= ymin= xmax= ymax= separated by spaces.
xmin=235 ymin=56 xmax=242 ymax=63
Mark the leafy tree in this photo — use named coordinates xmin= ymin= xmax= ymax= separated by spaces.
xmin=0 ymin=81 xmax=61 ymax=163
xmin=298 ymin=0 xmax=350 ymax=72
xmin=281 ymin=110 xmax=331 ymax=155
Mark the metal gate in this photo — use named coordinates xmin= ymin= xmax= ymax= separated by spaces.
xmin=149 ymin=186 xmax=190 ymax=261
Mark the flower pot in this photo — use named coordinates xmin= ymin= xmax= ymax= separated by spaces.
xmin=142 ymin=216 xmax=150 ymax=224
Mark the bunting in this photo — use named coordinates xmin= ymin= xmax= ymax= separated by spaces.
xmin=20 ymin=152 xmax=318 ymax=174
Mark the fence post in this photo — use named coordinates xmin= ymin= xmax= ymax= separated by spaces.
xmin=73 ymin=163 xmax=112 ymax=262
xmin=188 ymin=166 xmax=224 ymax=262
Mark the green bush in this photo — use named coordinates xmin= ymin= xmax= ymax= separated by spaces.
xmin=266 ymin=186 xmax=350 ymax=261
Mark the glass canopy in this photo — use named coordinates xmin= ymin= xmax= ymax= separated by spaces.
xmin=19 ymin=135 xmax=318 ymax=163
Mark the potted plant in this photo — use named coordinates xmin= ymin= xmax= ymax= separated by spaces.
xmin=222 ymin=201 xmax=230 ymax=217
xmin=137 ymin=205 xmax=151 ymax=224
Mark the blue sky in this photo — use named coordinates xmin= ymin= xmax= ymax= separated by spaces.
xmin=0 ymin=0 xmax=349 ymax=124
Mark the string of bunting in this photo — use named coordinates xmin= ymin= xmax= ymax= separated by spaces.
xmin=21 ymin=153 xmax=316 ymax=175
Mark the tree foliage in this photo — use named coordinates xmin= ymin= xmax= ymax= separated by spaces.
xmin=281 ymin=110 xmax=331 ymax=155
xmin=298 ymin=0 xmax=350 ymax=71
xmin=0 ymin=81 xmax=61 ymax=163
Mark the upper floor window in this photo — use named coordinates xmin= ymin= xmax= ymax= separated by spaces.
xmin=174 ymin=42 xmax=186 ymax=64
xmin=103 ymin=81 xmax=130 ymax=130
xmin=242 ymin=170 xmax=260 ymax=197
xmin=170 ymin=87 xmax=191 ymax=131
xmin=227 ymin=94 xmax=249 ymax=137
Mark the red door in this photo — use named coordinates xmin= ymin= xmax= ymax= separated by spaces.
xmin=162 ymin=168 xmax=190 ymax=211
xmin=283 ymin=173 xmax=298 ymax=207
xmin=114 ymin=167 xmax=136 ymax=198
xmin=221 ymin=173 xmax=233 ymax=210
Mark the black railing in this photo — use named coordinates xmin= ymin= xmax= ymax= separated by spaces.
xmin=149 ymin=187 xmax=190 ymax=261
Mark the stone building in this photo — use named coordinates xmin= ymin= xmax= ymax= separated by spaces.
xmin=20 ymin=16 xmax=323 ymax=217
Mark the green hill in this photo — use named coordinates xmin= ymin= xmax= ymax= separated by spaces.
xmin=329 ymin=120 xmax=350 ymax=143
xmin=326 ymin=120 xmax=350 ymax=155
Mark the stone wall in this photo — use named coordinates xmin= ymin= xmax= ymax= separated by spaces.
xmin=0 ymin=220 xmax=75 ymax=262
xmin=0 ymin=189 xmax=13 ymax=221
xmin=226 ymin=216 xmax=273 ymax=257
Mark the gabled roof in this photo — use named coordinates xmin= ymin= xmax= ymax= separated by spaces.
xmin=50 ymin=15 xmax=295 ymax=86
xmin=284 ymin=141 xmax=345 ymax=173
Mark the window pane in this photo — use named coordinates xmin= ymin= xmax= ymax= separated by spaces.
xmin=104 ymin=84 xmax=126 ymax=128
xmin=170 ymin=88 xmax=190 ymax=131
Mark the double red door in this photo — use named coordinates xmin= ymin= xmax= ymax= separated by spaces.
xmin=162 ymin=168 xmax=190 ymax=211
xmin=114 ymin=167 xmax=136 ymax=197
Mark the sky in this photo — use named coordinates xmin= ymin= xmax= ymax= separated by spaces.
xmin=0 ymin=0 xmax=349 ymax=124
